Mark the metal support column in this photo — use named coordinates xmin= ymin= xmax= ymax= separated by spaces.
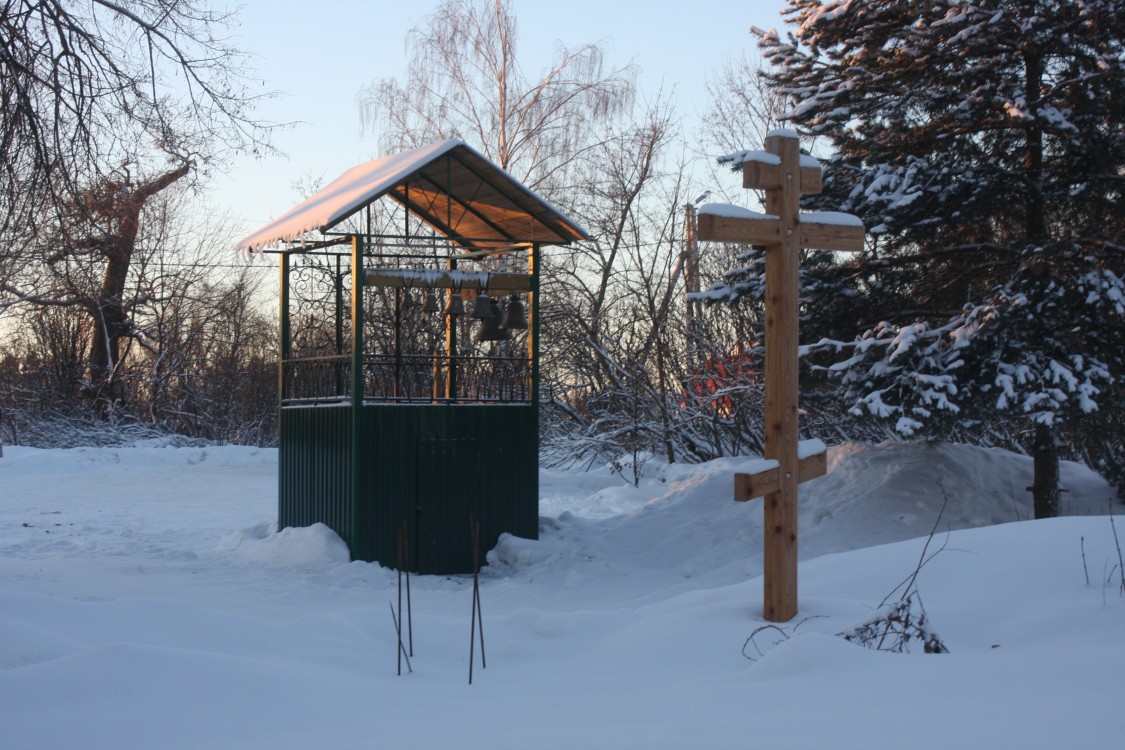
xmin=279 ymin=251 xmax=291 ymax=403
xmin=349 ymin=235 xmax=365 ymax=557
xmin=528 ymin=244 xmax=541 ymax=403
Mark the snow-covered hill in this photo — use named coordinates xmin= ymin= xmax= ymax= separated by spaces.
xmin=1 ymin=442 xmax=1121 ymax=749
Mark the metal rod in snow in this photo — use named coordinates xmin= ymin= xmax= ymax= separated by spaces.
xmin=474 ymin=521 xmax=486 ymax=669
xmin=473 ymin=585 xmax=485 ymax=669
xmin=469 ymin=588 xmax=477 ymax=685
xmin=402 ymin=521 xmax=414 ymax=657
xmin=468 ymin=515 xmax=485 ymax=684
xmin=396 ymin=523 xmax=411 ymax=666
xmin=389 ymin=602 xmax=412 ymax=675
xmin=400 ymin=550 xmax=409 ymax=661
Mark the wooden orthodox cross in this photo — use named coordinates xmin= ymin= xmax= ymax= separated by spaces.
xmin=697 ymin=130 xmax=865 ymax=622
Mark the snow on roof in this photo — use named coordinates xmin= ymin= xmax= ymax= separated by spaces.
xmin=236 ymin=140 xmax=462 ymax=252
xmin=233 ymin=139 xmax=589 ymax=252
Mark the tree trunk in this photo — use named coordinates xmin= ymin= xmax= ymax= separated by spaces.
xmin=1031 ymin=422 xmax=1061 ymax=519
xmin=87 ymin=245 xmax=134 ymax=403
xmin=85 ymin=163 xmax=190 ymax=409
xmin=1023 ymin=47 xmax=1048 ymax=246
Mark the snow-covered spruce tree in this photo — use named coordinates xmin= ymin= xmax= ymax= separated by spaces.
xmin=695 ymin=244 xmax=896 ymax=443
xmin=732 ymin=1 xmax=1125 ymax=514
xmin=943 ymin=242 xmax=1124 ymax=510
xmin=763 ymin=0 xmax=1124 ymax=251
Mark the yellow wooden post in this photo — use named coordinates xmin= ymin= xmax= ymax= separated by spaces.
xmin=697 ymin=130 xmax=865 ymax=622
xmin=762 ymin=133 xmax=801 ymax=622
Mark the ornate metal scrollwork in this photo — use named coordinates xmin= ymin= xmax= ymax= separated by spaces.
xmin=282 ymin=240 xmax=534 ymax=405
xmin=288 ymin=253 xmax=349 ymax=360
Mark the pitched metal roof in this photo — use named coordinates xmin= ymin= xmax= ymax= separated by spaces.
xmin=234 ymin=139 xmax=589 ymax=252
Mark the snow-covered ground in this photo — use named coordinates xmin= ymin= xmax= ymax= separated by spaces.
xmin=1 ymin=441 xmax=1122 ymax=749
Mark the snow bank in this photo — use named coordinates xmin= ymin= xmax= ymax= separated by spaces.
xmin=218 ymin=522 xmax=352 ymax=569
xmin=0 ymin=442 xmax=1121 ymax=749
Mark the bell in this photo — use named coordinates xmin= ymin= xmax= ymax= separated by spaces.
xmin=474 ymin=308 xmax=511 ymax=342
xmin=422 ymin=289 xmax=439 ymax=313
xmin=474 ymin=314 xmax=510 ymax=341
xmin=444 ymin=289 xmax=465 ymax=316
xmin=471 ymin=291 xmax=495 ymax=319
xmin=500 ymin=294 xmax=528 ymax=330
xmin=401 ymin=289 xmax=418 ymax=310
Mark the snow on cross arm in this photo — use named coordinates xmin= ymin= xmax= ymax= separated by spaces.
xmin=698 ymin=203 xmax=779 ymax=221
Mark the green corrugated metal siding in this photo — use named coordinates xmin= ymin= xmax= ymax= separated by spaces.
xmin=414 ymin=437 xmax=480 ymax=573
xmin=357 ymin=403 xmax=538 ymax=574
xmin=278 ymin=405 xmax=353 ymax=543
xmin=280 ymin=402 xmax=538 ymax=574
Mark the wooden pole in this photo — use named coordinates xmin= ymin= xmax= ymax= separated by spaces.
xmin=278 ymin=252 xmax=290 ymax=404
xmin=528 ymin=244 xmax=540 ymax=405
xmin=762 ymin=133 xmax=801 ymax=623
xmin=445 ymin=257 xmax=458 ymax=401
xmin=350 ymin=235 xmax=365 ymax=558
xmin=685 ymin=204 xmax=700 ymax=372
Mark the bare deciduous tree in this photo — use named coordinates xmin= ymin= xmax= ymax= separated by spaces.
xmin=0 ymin=184 xmax=278 ymax=444
xmin=0 ymin=0 xmax=275 ymax=297
xmin=701 ymin=51 xmax=788 ymax=156
xmin=0 ymin=0 xmax=278 ymax=422
xmin=356 ymin=0 xmax=776 ymax=472
xmin=357 ymin=0 xmax=636 ymax=194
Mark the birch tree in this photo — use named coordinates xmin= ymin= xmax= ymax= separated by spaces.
xmin=357 ymin=0 xmax=635 ymax=195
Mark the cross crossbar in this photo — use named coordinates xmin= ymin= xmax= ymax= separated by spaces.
xmin=734 ymin=450 xmax=827 ymax=502
xmin=743 ymin=158 xmax=823 ymax=194
xmin=696 ymin=212 xmax=779 ymax=246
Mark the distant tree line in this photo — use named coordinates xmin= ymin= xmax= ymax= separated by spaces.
xmin=0 ymin=0 xmax=276 ymax=446
xmin=0 ymin=181 xmax=278 ymax=447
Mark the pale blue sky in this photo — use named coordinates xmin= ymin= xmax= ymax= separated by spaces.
xmin=215 ymin=0 xmax=790 ymax=241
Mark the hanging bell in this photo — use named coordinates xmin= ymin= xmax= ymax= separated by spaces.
xmin=444 ymin=289 xmax=465 ymax=316
xmin=471 ymin=290 xmax=495 ymax=319
xmin=500 ymin=294 xmax=528 ymax=330
xmin=401 ymin=289 xmax=418 ymax=310
xmin=475 ymin=303 xmax=511 ymax=342
xmin=422 ymin=289 xmax=440 ymax=313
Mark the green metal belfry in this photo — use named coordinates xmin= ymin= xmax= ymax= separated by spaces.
xmin=236 ymin=140 xmax=588 ymax=574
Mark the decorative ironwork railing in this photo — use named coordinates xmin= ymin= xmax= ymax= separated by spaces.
xmin=282 ymin=353 xmax=531 ymax=405
xmin=282 ymin=355 xmax=351 ymax=403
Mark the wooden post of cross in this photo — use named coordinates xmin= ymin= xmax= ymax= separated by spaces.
xmin=697 ymin=129 xmax=865 ymax=622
